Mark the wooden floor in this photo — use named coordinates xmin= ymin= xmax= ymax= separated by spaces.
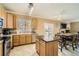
xmin=9 ymin=44 xmax=79 ymax=56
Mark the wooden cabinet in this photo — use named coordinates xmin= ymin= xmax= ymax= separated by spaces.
xmin=2 ymin=8 xmax=6 ymax=28
xmin=36 ymin=38 xmax=58 ymax=56
xmin=1 ymin=8 xmax=6 ymax=19
xmin=0 ymin=41 xmax=3 ymax=56
xmin=13 ymin=15 xmax=16 ymax=29
xmin=13 ymin=35 xmax=20 ymax=47
xmin=26 ymin=34 xmax=32 ymax=44
xmin=6 ymin=13 xmax=14 ymax=28
xmin=0 ymin=6 xmax=7 ymax=28
xmin=39 ymin=40 xmax=45 ymax=56
xmin=12 ymin=34 xmax=32 ymax=47
xmin=46 ymin=41 xmax=58 ymax=56
xmin=20 ymin=35 xmax=26 ymax=45
xmin=0 ymin=6 xmax=2 ymax=17
xmin=32 ymin=18 xmax=38 ymax=29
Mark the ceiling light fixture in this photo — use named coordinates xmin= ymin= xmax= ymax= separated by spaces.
xmin=28 ymin=3 xmax=34 ymax=16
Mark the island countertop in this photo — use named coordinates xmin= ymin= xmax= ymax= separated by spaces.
xmin=12 ymin=33 xmax=33 ymax=35
xmin=36 ymin=35 xmax=58 ymax=43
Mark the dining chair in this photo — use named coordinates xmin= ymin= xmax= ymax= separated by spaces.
xmin=55 ymin=34 xmax=67 ymax=52
xmin=55 ymin=33 xmax=78 ymax=51
xmin=76 ymin=33 xmax=79 ymax=47
xmin=65 ymin=35 xmax=77 ymax=50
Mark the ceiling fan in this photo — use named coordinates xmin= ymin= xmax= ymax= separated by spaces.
xmin=55 ymin=9 xmax=66 ymax=20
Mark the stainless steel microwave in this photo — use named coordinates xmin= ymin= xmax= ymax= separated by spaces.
xmin=0 ymin=18 xmax=3 ymax=27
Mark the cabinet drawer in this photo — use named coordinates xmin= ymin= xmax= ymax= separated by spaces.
xmin=0 ymin=43 xmax=3 ymax=56
xmin=13 ymin=35 xmax=20 ymax=39
xmin=13 ymin=39 xmax=19 ymax=43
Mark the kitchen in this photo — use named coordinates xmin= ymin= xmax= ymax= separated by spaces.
xmin=0 ymin=3 xmax=79 ymax=56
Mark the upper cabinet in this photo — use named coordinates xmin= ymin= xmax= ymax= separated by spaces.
xmin=32 ymin=18 xmax=38 ymax=31
xmin=0 ymin=5 xmax=7 ymax=28
xmin=1 ymin=8 xmax=6 ymax=20
xmin=6 ymin=13 xmax=14 ymax=28
xmin=13 ymin=15 xmax=16 ymax=29
xmin=0 ymin=6 xmax=2 ymax=17
xmin=2 ymin=8 xmax=6 ymax=28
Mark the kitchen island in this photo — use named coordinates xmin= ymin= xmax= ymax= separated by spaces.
xmin=36 ymin=36 xmax=58 ymax=56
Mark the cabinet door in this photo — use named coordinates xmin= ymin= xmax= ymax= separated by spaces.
xmin=26 ymin=34 xmax=32 ymax=44
xmin=7 ymin=13 xmax=14 ymax=28
xmin=13 ymin=15 xmax=16 ymax=29
xmin=53 ymin=41 xmax=58 ymax=56
xmin=32 ymin=18 xmax=38 ymax=29
xmin=39 ymin=44 xmax=45 ymax=56
xmin=2 ymin=8 xmax=6 ymax=28
xmin=20 ymin=35 xmax=26 ymax=45
xmin=0 ymin=7 xmax=2 ymax=17
xmin=0 ymin=43 xmax=3 ymax=56
xmin=13 ymin=35 xmax=20 ymax=46
xmin=39 ymin=40 xmax=45 ymax=56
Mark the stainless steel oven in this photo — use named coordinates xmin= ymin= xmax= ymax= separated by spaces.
xmin=2 ymin=28 xmax=13 ymax=56
xmin=3 ymin=36 xmax=11 ymax=56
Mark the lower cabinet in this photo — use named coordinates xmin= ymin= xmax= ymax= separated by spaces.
xmin=39 ymin=40 xmax=45 ymax=56
xmin=0 ymin=42 xmax=3 ymax=56
xmin=12 ymin=35 xmax=20 ymax=46
xmin=26 ymin=34 xmax=32 ymax=44
xmin=20 ymin=35 xmax=26 ymax=45
xmin=12 ymin=34 xmax=32 ymax=47
xmin=36 ymin=39 xmax=58 ymax=56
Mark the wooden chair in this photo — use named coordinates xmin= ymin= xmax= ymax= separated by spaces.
xmin=59 ymin=35 xmax=67 ymax=51
xmin=64 ymin=35 xmax=77 ymax=50
xmin=55 ymin=34 xmax=77 ymax=51
xmin=55 ymin=34 xmax=67 ymax=52
xmin=76 ymin=33 xmax=79 ymax=47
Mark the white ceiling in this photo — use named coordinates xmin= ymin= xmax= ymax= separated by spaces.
xmin=2 ymin=3 xmax=79 ymax=22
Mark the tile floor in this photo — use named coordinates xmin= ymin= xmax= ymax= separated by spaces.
xmin=58 ymin=46 xmax=79 ymax=56
xmin=9 ymin=44 xmax=79 ymax=56
xmin=9 ymin=44 xmax=38 ymax=56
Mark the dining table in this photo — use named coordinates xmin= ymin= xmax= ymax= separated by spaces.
xmin=56 ymin=33 xmax=78 ymax=51
xmin=59 ymin=33 xmax=77 ymax=36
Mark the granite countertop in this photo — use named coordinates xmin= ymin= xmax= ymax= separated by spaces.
xmin=37 ymin=35 xmax=58 ymax=43
xmin=12 ymin=33 xmax=32 ymax=35
xmin=12 ymin=30 xmax=33 ymax=35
